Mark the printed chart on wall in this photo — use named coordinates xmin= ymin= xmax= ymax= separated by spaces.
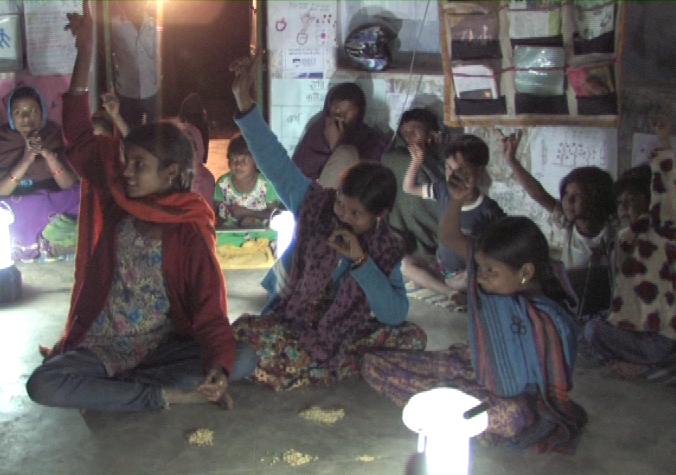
xmin=529 ymin=127 xmax=618 ymax=198
xmin=24 ymin=0 xmax=82 ymax=76
xmin=270 ymin=78 xmax=387 ymax=156
xmin=268 ymin=1 xmax=337 ymax=78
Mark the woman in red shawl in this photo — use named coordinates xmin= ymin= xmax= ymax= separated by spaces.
xmin=25 ymin=5 xmax=252 ymax=412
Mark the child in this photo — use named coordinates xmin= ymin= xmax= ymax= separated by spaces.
xmin=401 ymin=134 xmax=504 ymax=297
xmin=292 ymin=82 xmax=390 ymax=188
xmin=25 ymin=7 xmax=254 ymax=412
xmin=614 ymin=164 xmax=651 ymax=230
xmin=363 ymin=176 xmax=586 ymax=452
xmin=384 ymin=107 xmax=445 ymax=259
xmin=214 ymin=133 xmax=280 ymax=228
xmin=585 ymin=114 xmax=676 ymax=370
xmin=229 ymin=53 xmax=425 ymax=391
xmin=503 ymin=131 xmax=616 ymax=270
xmin=503 ymin=131 xmax=616 ymax=317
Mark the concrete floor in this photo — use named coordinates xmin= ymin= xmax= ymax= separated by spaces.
xmin=2 ymin=261 xmax=675 ymax=475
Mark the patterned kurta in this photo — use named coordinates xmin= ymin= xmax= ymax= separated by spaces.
xmin=80 ymin=218 xmax=171 ymax=376
xmin=609 ymin=149 xmax=676 ymax=340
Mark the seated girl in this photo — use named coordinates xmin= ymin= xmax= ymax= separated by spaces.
xmin=363 ymin=169 xmax=586 ymax=453
xmin=585 ymin=114 xmax=676 ymax=370
xmin=229 ymin=54 xmax=426 ymax=391
xmin=292 ymin=82 xmax=390 ymax=188
xmin=214 ymin=133 xmax=279 ymax=229
xmin=26 ymin=10 xmax=252 ymax=412
xmin=382 ymin=108 xmax=446 ymax=267
xmin=101 ymin=88 xmax=215 ymax=209
xmin=0 ymin=85 xmax=80 ymax=260
xmin=503 ymin=131 xmax=616 ymax=320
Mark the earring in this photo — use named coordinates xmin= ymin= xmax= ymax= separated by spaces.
xmin=168 ymin=177 xmax=173 ymax=187
xmin=521 ymin=276 xmax=527 ymax=285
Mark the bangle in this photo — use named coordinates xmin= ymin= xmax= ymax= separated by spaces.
xmin=52 ymin=166 xmax=65 ymax=177
xmin=8 ymin=173 xmax=19 ymax=183
xmin=351 ymin=253 xmax=368 ymax=270
xmin=69 ymin=86 xmax=89 ymax=94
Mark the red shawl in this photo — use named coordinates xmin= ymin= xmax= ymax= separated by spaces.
xmin=48 ymin=93 xmax=235 ymax=374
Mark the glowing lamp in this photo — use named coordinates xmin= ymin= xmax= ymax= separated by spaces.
xmin=269 ymin=210 xmax=295 ymax=258
xmin=403 ymin=388 xmax=488 ymax=475
xmin=0 ymin=203 xmax=21 ymax=303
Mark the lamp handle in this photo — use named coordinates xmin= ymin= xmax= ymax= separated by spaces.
xmin=462 ymin=401 xmax=490 ymax=420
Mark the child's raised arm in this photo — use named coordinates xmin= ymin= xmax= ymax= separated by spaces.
xmin=502 ymin=130 xmax=557 ymax=213
xmin=438 ymin=173 xmax=471 ymax=259
xmin=101 ymin=86 xmax=130 ymax=138
xmin=402 ymin=144 xmax=427 ymax=197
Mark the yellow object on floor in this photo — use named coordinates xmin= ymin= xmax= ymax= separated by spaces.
xmin=215 ymin=238 xmax=275 ymax=269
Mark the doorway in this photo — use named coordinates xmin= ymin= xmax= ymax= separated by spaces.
xmin=161 ymin=1 xmax=253 ymax=139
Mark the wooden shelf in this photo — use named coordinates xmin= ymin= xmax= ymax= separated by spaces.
xmin=438 ymin=0 xmax=626 ymax=128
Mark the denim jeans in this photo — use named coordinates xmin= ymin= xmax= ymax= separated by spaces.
xmin=26 ymin=338 xmax=258 ymax=412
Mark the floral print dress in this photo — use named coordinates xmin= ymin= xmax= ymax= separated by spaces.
xmin=81 ymin=218 xmax=171 ymax=376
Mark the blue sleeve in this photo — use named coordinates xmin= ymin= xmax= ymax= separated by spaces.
xmin=235 ymin=106 xmax=311 ymax=215
xmin=350 ymin=261 xmax=408 ymax=325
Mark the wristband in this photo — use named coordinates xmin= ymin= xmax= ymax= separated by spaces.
xmin=52 ymin=166 xmax=65 ymax=177
xmin=351 ymin=253 xmax=368 ymax=270
xmin=8 ymin=173 xmax=19 ymax=183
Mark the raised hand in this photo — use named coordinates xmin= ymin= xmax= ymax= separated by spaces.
xmin=500 ymin=129 xmax=523 ymax=164
xmin=229 ymin=51 xmax=262 ymax=111
xmin=101 ymin=85 xmax=121 ymax=118
xmin=408 ymin=142 xmax=425 ymax=165
xmin=447 ymin=170 xmax=472 ymax=202
xmin=64 ymin=0 xmax=92 ymax=51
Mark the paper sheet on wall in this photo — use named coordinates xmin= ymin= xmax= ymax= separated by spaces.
xmin=282 ymin=47 xmax=325 ymax=78
xmin=268 ymin=1 xmax=337 ymax=49
xmin=508 ymin=0 xmax=562 ymax=39
xmin=631 ymin=133 xmax=676 ymax=167
xmin=529 ymin=127 xmax=617 ymax=197
xmin=24 ymin=0 xmax=82 ymax=76
xmin=270 ymin=78 xmax=387 ymax=155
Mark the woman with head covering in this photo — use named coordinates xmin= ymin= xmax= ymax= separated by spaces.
xmin=291 ymin=82 xmax=391 ymax=188
xmin=0 ymin=85 xmax=80 ymax=260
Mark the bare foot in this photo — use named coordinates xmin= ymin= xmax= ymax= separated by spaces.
xmin=452 ymin=291 xmax=468 ymax=307
xmin=611 ymin=361 xmax=647 ymax=379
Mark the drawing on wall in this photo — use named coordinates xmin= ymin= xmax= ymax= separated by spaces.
xmin=0 ymin=14 xmax=21 ymax=71
xmin=529 ymin=127 xmax=617 ymax=197
xmin=268 ymin=2 xmax=336 ymax=48
xmin=574 ymin=0 xmax=614 ymax=40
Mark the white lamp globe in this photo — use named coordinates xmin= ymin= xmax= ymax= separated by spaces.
xmin=403 ymin=388 xmax=488 ymax=475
